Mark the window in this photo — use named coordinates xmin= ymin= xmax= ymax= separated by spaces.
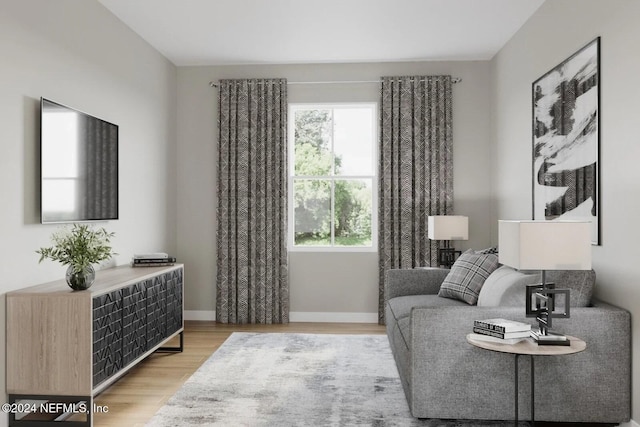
xmin=289 ymin=103 xmax=377 ymax=251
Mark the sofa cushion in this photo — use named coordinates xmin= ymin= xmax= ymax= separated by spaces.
xmin=531 ymin=269 xmax=596 ymax=307
xmin=437 ymin=251 xmax=499 ymax=304
xmin=477 ymin=266 xmax=540 ymax=306
xmin=478 ymin=267 xmax=596 ymax=307
xmin=387 ymin=295 xmax=467 ymax=324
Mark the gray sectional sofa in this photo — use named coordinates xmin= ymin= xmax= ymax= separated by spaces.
xmin=384 ymin=264 xmax=631 ymax=423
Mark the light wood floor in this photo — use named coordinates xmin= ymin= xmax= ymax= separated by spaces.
xmin=93 ymin=321 xmax=386 ymax=427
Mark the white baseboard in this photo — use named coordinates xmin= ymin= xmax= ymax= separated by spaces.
xmin=619 ymin=420 xmax=639 ymax=427
xmin=184 ymin=310 xmax=378 ymax=323
xmin=184 ymin=310 xmax=216 ymax=321
xmin=289 ymin=312 xmax=378 ymax=323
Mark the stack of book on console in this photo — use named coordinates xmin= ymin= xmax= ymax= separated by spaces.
xmin=132 ymin=253 xmax=176 ymax=267
xmin=471 ymin=318 xmax=532 ymax=344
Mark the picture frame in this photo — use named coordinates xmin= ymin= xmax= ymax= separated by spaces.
xmin=532 ymin=37 xmax=600 ymax=245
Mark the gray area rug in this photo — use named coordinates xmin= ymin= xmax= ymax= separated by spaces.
xmin=146 ymin=332 xmax=524 ymax=426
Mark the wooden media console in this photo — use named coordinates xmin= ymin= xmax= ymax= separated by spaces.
xmin=6 ymin=264 xmax=184 ymax=426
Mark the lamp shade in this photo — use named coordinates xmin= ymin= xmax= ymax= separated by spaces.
xmin=427 ymin=216 xmax=469 ymax=240
xmin=498 ymin=220 xmax=591 ymax=270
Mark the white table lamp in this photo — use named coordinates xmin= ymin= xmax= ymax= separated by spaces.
xmin=428 ymin=216 xmax=469 ymax=268
xmin=498 ymin=220 xmax=591 ymax=344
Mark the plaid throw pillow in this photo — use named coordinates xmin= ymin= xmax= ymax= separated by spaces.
xmin=475 ymin=247 xmax=499 ymax=255
xmin=438 ymin=251 xmax=499 ymax=305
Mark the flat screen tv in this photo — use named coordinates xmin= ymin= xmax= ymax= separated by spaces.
xmin=40 ymin=98 xmax=119 ymax=223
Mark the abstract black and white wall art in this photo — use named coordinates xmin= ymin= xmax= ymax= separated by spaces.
xmin=532 ymin=37 xmax=600 ymax=244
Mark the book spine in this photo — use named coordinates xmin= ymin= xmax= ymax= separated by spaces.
xmin=473 ymin=326 xmax=508 ymax=339
xmin=473 ymin=320 xmax=506 ymax=334
xmin=133 ymin=253 xmax=169 ymax=259
xmin=133 ymin=257 xmax=177 ymax=264
xmin=131 ymin=262 xmax=175 ymax=267
xmin=474 ymin=327 xmax=531 ymax=340
xmin=473 ymin=327 xmax=529 ymax=339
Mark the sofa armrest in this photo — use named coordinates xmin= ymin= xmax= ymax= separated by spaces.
xmin=385 ymin=267 xmax=450 ymax=301
xmin=408 ymin=301 xmax=631 ymax=422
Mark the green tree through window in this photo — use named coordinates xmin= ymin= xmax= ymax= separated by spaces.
xmin=290 ymin=105 xmax=376 ymax=248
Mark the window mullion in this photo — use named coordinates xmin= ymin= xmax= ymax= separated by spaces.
xmin=330 ymin=109 xmax=335 ymax=246
xmin=330 ymin=178 xmax=335 ymax=246
xmin=330 ymin=108 xmax=335 ymax=176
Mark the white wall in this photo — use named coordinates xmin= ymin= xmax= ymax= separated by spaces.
xmin=0 ymin=1 xmax=177 ymax=421
xmin=177 ymin=61 xmax=493 ymax=319
xmin=491 ymin=0 xmax=640 ymax=420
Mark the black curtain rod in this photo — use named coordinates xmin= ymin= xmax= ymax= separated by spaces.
xmin=208 ymin=77 xmax=462 ymax=88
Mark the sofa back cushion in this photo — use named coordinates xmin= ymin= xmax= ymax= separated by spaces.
xmin=477 ymin=266 xmax=596 ymax=307
xmin=477 ymin=266 xmax=539 ymax=306
xmin=535 ymin=269 xmax=596 ymax=307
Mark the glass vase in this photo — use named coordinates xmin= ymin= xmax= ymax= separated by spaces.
xmin=65 ymin=265 xmax=96 ymax=290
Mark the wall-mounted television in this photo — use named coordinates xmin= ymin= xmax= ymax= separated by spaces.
xmin=40 ymin=98 xmax=119 ymax=223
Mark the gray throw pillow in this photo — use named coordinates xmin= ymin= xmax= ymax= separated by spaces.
xmin=438 ymin=251 xmax=499 ymax=305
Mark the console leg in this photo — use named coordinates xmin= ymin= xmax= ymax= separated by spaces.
xmin=156 ymin=331 xmax=184 ymax=353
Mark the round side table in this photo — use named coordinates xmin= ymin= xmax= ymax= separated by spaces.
xmin=466 ymin=333 xmax=586 ymax=426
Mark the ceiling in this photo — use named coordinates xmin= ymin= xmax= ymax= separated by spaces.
xmin=98 ymin=0 xmax=545 ymax=66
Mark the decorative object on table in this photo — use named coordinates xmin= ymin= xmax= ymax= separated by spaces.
xmin=532 ymin=37 xmax=600 ymax=245
xmin=427 ymin=215 xmax=468 ymax=268
xmin=498 ymin=220 xmax=592 ymax=345
xmin=36 ymin=224 xmax=116 ymax=290
xmin=132 ymin=252 xmax=177 ymax=267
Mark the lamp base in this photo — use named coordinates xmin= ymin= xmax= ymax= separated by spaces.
xmin=530 ymin=330 xmax=570 ymax=346
xmin=437 ymin=248 xmax=461 ymax=268
xmin=526 ymin=282 xmax=571 ymax=344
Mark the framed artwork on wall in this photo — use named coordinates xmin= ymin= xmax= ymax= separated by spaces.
xmin=532 ymin=37 xmax=600 ymax=245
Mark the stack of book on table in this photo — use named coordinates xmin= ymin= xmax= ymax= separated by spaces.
xmin=132 ymin=253 xmax=176 ymax=267
xmin=471 ymin=318 xmax=532 ymax=344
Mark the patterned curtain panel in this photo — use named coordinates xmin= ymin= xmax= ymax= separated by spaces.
xmin=216 ymin=78 xmax=289 ymax=324
xmin=378 ymin=75 xmax=453 ymax=324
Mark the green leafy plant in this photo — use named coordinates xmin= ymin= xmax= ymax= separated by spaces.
xmin=36 ymin=224 xmax=116 ymax=272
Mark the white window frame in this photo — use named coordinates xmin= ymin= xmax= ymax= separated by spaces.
xmin=288 ymin=103 xmax=378 ymax=252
